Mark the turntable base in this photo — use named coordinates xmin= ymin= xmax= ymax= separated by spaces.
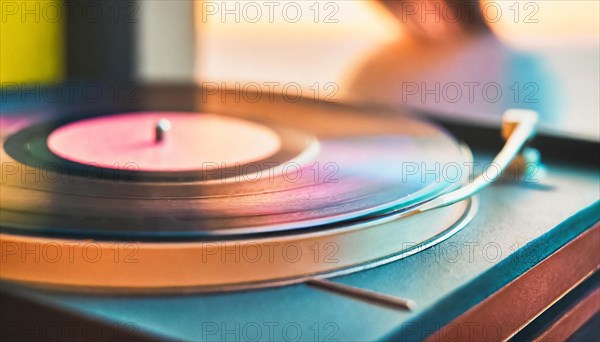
xmin=1 ymin=152 xmax=597 ymax=342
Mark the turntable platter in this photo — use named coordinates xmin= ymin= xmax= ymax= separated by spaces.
xmin=0 ymin=88 xmax=537 ymax=292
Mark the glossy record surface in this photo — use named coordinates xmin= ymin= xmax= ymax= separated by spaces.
xmin=0 ymin=105 xmax=471 ymax=239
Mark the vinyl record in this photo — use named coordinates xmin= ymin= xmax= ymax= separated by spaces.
xmin=0 ymin=107 xmax=471 ymax=239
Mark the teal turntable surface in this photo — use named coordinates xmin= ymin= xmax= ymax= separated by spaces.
xmin=1 ymin=154 xmax=599 ymax=342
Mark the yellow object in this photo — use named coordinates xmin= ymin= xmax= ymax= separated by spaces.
xmin=0 ymin=0 xmax=63 ymax=85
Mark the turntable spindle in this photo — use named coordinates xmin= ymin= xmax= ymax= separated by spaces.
xmin=154 ymin=118 xmax=172 ymax=143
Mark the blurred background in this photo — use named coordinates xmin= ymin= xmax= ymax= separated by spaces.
xmin=1 ymin=0 xmax=598 ymax=140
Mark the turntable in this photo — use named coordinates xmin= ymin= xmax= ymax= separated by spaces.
xmin=1 ymin=0 xmax=600 ymax=338
xmin=0 ymin=85 xmax=531 ymax=290
xmin=1 ymin=85 xmax=599 ymax=341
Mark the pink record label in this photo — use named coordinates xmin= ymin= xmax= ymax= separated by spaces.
xmin=47 ymin=112 xmax=282 ymax=172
